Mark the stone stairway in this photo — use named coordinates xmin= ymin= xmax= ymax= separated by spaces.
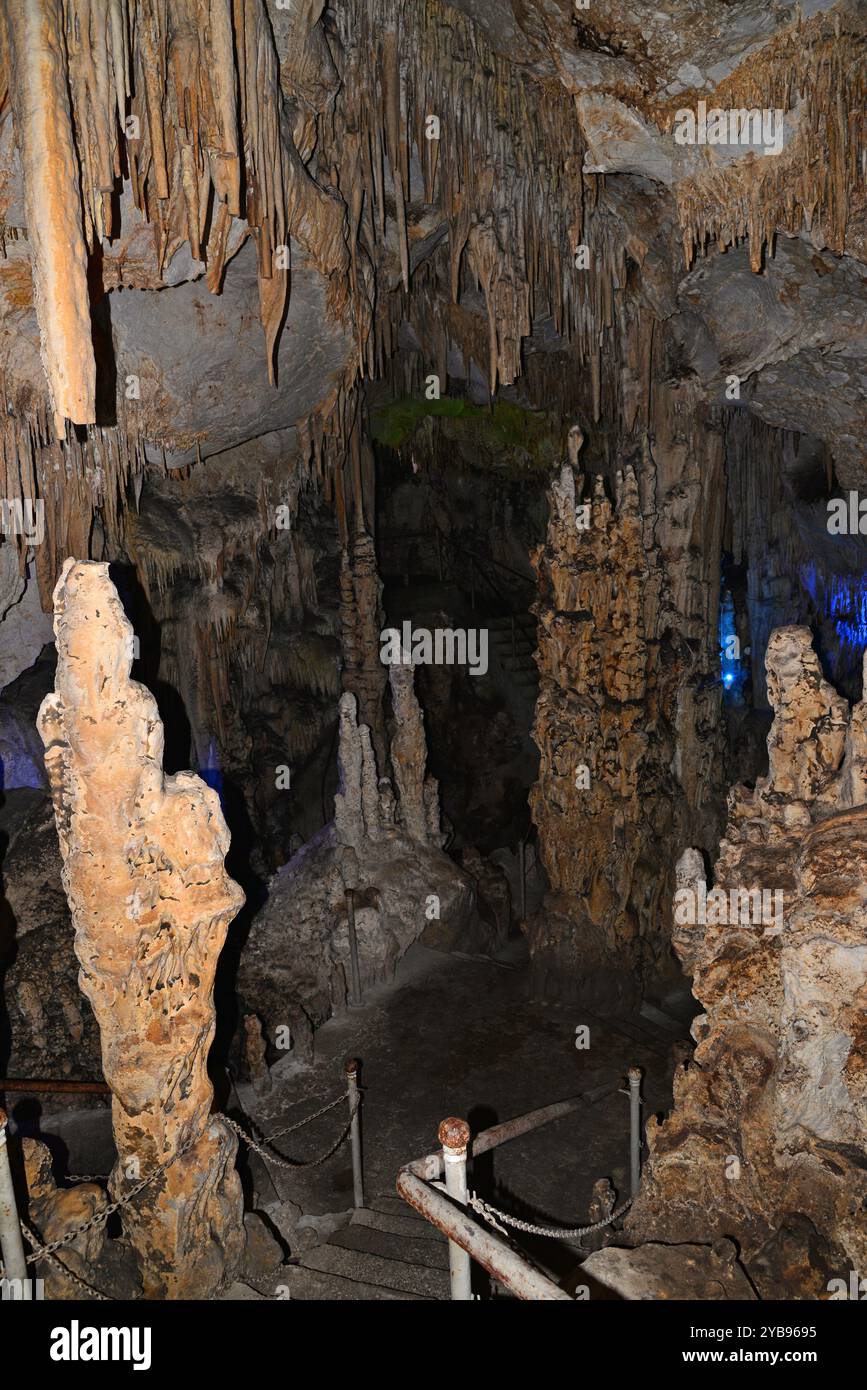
xmin=283 ymin=1194 xmax=451 ymax=1300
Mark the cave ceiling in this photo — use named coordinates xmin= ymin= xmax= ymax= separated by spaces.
xmin=0 ymin=0 xmax=863 ymax=598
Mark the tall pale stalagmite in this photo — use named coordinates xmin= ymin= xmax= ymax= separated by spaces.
xmin=37 ymin=560 xmax=245 ymax=1298
xmin=3 ymin=0 xmax=96 ymax=436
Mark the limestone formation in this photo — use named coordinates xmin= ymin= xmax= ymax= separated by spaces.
xmin=36 ymin=559 xmax=245 ymax=1299
xmin=340 ymin=527 xmax=388 ymax=768
xmin=240 ymin=682 xmax=473 ymax=1061
xmin=528 ymin=399 xmax=726 ymax=1009
xmin=582 ymin=1239 xmax=756 ymax=1301
xmin=2 ymin=0 xmax=96 ymax=436
xmin=0 ymin=0 xmax=863 ymax=1313
xmin=627 ymin=627 xmax=867 ymax=1298
xmin=388 ymin=661 xmax=445 ymax=849
xmin=22 ymin=1138 xmax=140 ymax=1300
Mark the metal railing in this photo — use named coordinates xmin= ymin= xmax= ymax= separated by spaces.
xmin=396 ymin=1073 xmax=643 ymax=1301
xmin=0 ymin=1060 xmax=366 ymax=1300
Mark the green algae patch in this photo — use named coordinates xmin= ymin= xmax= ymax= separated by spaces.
xmin=370 ymin=397 xmax=563 ymax=474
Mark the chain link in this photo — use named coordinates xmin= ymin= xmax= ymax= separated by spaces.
xmin=467 ymin=1191 xmax=635 ymax=1240
xmin=9 ymin=1088 xmax=354 ymax=1299
xmin=259 ymin=1090 xmax=350 ymax=1143
xmin=17 ymin=1088 xmax=354 ymax=1273
xmin=62 ymin=1092 xmax=351 ymax=1185
xmin=19 ymin=1130 xmax=201 ymax=1265
xmin=21 ymin=1220 xmax=113 ymax=1301
xmin=224 ymin=1092 xmax=359 ymax=1170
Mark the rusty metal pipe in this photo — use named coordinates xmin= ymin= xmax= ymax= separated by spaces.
xmin=404 ymin=1082 xmax=623 ymax=1188
xmin=397 ymin=1164 xmax=571 ymax=1301
xmin=0 ymin=1079 xmax=110 ymax=1094
xmin=0 ymin=1109 xmax=29 ymax=1295
xmin=396 ymin=1080 xmax=625 ymax=1298
xmin=473 ymin=1080 xmax=622 ymax=1159
xmin=628 ymin=1067 xmax=642 ymax=1196
xmin=345 ymin=1058 xmax=364 ymax=1210
xmin=439 ymin=1118 xmax=472 ymax=1301
xmin=345 ymin=889 xmax=363 ymax=1006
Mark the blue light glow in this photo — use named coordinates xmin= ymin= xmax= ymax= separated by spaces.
xmin=199 ymin=737 xmax=224 ymax=800
xmin=800 ymin=565 xmax=867 ymax=652
xmin=719 ymin=589 xmax=742 ymax=694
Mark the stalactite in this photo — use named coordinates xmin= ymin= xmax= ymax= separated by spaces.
xmin=660 ymin=10 xmax=866 ymax=268
xmin=325 ymin=0 xmax=596 ymax=394
xmin=2 ymin=0 xmax=97 ymax=437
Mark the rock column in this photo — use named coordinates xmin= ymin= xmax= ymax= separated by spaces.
xmin=37 ymin=559 xmax=245 ymax=1298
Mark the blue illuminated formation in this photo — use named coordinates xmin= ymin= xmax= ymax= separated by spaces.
xmin=800 ymin=566 xmax=867 ymax=651
xmin=719 ymin=589 xmax=741 ymax=692
xmin=199 ymin=736 xmax=224 ymax=800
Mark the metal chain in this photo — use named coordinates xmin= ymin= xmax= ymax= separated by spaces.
xmin=21 ymin=1219 xmax=112 ymax=1301
xmin=62 ymin=1091 xmax=350 ymax=1183
xmin=224 ymin=1092 xmax=359 ymax=1170
xmin=260 ymin=1090 xmax=349 ymax=1143
xmin=467 ymin=1191 xmax=635 ymax=1240
xmin=20 ymin=1130 xmax=199 ymax=1264
xmin=16 ymin=1090 xmax=353 ymax=1266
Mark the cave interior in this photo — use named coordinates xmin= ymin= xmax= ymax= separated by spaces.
xmin=0 ymin=0 xmax=865 ymax=1312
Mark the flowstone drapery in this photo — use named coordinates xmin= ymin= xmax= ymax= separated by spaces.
xmin=37 ymin=559 xmax=245 ymax=1299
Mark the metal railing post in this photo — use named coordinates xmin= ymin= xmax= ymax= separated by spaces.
xmin=345 ymin=1059 xmax=364 ymax=1210
xmin=628 ymin=1067 xmax=642 ymax=1196
xmin=439 ymin=1117 xmax=473 ymax=1301
xmin=518 ymin=838 xmax=526 ymax=921
xmin=0 ymin=1109 xmax=30 ymax=1297
xmin=345 ymin=888 xmax=363 ymax=1007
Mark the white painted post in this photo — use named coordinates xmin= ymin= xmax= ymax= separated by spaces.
xmin=440 ymin=1117 xmax=472 ymax=1301
xmin=345 ymin=1059 xmax=364 ymax=1210
xmin=0 ymin=1109 xmax=30 ymax=1297
xmin=628 ymin=1067 xmax=642 ymax=1196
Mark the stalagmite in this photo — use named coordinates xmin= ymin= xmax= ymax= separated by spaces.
xmin=627 ymin=628 xmax=867 ymax=1297
xmin=388 ymin=660 xmax=444 ymax=849
xmin=340 ymin=528 xmax=388 ymax=769
xmin=3 ymin=0 xmax=96 ymax=436
xmin=528 ymin=395 xmax=726 ymax=1009
xmin=37 ymin=559 xmax=245 ymax=1298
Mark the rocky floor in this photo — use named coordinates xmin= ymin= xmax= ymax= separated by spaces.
xmin=8 ymin=939 xmax=692 ymax=1300
xmin=227 ymin=940 xmax=691 ymax=1297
